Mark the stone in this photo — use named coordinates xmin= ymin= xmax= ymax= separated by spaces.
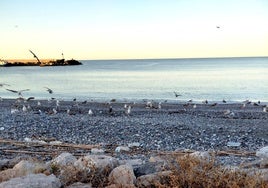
xmin=136 ymin=171 xmax=172 ymax=187
xmin=108 ymin=165 xmax=136 ymax=186
xmin=51 ymin=152 xmax=77 ymax=167
xmin=0 ymin=159 xmax=9 ymax=170
xmin=127 ymin=142 xmax=140 ymax=148
xmin=0 ymin=174 xmax=61 ymax=188
xmin=256 ymin=146 xmax=268 ymax=159
xmin=91 ymin=148 xmax=105 ymax=154
xmin=115 ymin=146 xmax=130 ymax=152
xmin=74 ymin=155 xmax=118 ymax=173
xmin=66 ymin=182 xmax=92 ymax=188
xmin=227 ymin=141 xmax=241 ymax=147
xmin=0 ymin=160 xmax=47 ymax=182
xmin=189 ymin=151 xmax=211 ymax=161
xmin=120 ymin=159 xmax=144 ymax=167
xmin=256 ymin=146 xmax=268 ymax=168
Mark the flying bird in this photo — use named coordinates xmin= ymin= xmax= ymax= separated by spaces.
xmin=0 ymin=83 xmax=10 ymax=87
xmin=6 ymin=88 xmax=30 ymax=97
xmin=174 ymin=92 xmax=181 ymax=97
xmin=44 ymin=87 xmax=53 ymax=94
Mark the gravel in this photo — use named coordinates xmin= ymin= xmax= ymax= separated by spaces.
xmin=0 ymin=98 xmax=267 ymax=165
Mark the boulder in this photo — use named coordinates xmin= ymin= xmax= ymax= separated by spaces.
xmin=0 ymin=160 xmax=47 ymax=182
xmin=108 ymin=165 xmax=136 ymax=186
xmin=51 ymin=152 xmax=77 ymax=167
xmin=189 ymin=151 xmax=211 ymax=161
xmin=0 ymin=174 xmax=61 ymax=188
xmin=74 ymin=155 xmax=118 ymax=174
xmin=91 ymin=148 xmax=105 ymax=154
xmin=136 ymin=171 xmax=172 ymax=187
xmin=256 ymin=146 xmax=268 ymax=168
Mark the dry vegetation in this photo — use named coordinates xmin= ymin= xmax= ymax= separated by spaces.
xmin=152 ymin=155 xmax=268 ymax=188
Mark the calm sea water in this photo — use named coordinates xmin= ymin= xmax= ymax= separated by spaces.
xmin=0 ymin=57 xmax=267 ymax=102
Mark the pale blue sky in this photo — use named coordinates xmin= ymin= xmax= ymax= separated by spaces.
xmin=1 ymin=0 xmax=268 ymax=60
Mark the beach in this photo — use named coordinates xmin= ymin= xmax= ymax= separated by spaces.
xmin=0 ymin=98 xmax=267 ymax=166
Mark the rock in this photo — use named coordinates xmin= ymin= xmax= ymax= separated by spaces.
xmin=120 ymin=159 xmax=144 ymax=167
xmin=227 ymin=141 xmax=241 ymax=147
xmin=127 ymin=142 xmax=140 ymax=148
xmin=66 ymin=182 xmax=92 ymax=188
xmin=0 ymin=174 xmax=61 ymax=188
xmin=108 ymin=165 xmax=136 ymax=186
xmin=0 ymin=159 xmax=9 ymax=170
xmin=74 ymin=155 xmax=119 ymax=174
xmin=189 ymin=151 xmax=211 ymax=161
xmin=51 ymin=152 xmax=77 ymax=167
xmin=134 ymin=162 xmax=166 ymax=177
xmin=256 ymin=146 xmax=268 ymax=168
xmin=91 ymin=148 xmax=105 ymax=154
xmin=256 ymin=146 xmax=268 ymax=159
xmin=115 ymin=146 xmax=130 ymax=152
xmin=136 ymin=171 xmax=173 ymax=187
xmin=0 ymin=160 xmax=47 ymax=182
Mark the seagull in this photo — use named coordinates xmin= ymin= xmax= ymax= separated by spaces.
xmin=0 ymin=83 xmax=10 ymax=87
xmin=202 ymin=100 xmax=208 ymax=104
xmin=109 ymin=106 xmax=113 ymax=115
xmin=44 ymin=87 xmax=53 ymax=94
xmin=22 ymin=105 xmax=27 ymax=112
xmin=26 ymin=97 xmax=35 ymax=101
xmin=88 ymin=109 xmax=93 ymax=115
xmin=193 ymin=104 xmax=197 ymax=109
xmin=211 ymin=102 xmax=217 ymax=106
xmin=174 ymin=92 xmax=181 ymax=97
xmin=158 ymin=102 xmax=162 ymax=109
xmin=37 ymin=101 xmax=41 ymax=106
xmin=6 ymin=88 xmax=30 ymax=97
xmin=125 ymin=105 xmax=131 ymax=115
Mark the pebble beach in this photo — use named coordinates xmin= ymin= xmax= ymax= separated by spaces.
xmin=0 ymin=98 xmax=267 ymax=166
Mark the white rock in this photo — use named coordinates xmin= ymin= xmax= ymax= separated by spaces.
xmin=256 ymin=146 xmax=268 ymax=159
xmin=189 ymin=151 xmax=211 ymax=161
xmin=227 ymin=141 xmax=241 ymax=147
xmin=108 ymin=165 xmax=136 ymax=185
xmin=51 ymin=152 xmax=77 ymax=167
xmin=115 ymin=146 xmax=130 ymax=152
xmin=256 ymin=146 xmax=268 ymax=167
xmin=0 ymin=174 xmax=61 ymax=188
xmin=127 ymin=142 xmax=140 ymax=148
xmin=49 ymin=141 xmax=63 ymax=145
xmin=91 ymin=148 xmax=105 ymax=154
xmin=24 ymin=137 xmax=32 ymax=142
xmin=74 ymin=155 xmax=118 ymax=173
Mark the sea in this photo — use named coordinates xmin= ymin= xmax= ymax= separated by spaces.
xmin=0 ymin=57 xmax=268 ymax=103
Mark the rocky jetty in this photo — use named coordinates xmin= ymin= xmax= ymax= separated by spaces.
xmin=1 ymin=59 xmax=82 ymax=67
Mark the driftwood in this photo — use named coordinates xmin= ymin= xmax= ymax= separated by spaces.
xmin=0 ymin=138 xmax=257 ymax=159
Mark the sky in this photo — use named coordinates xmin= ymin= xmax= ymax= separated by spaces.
xmin=0 ymin=0 xmax=268 ymax=60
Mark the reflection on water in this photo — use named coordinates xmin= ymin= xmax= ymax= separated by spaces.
xmin=0 ymin=57 xmax=267 ymax=102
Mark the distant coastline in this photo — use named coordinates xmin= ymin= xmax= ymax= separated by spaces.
xmin=0 ymin=59 xmax=82 ymax=67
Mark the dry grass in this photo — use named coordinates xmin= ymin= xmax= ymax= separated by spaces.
xmin=152 ymin=155 xmax=268 ymax=188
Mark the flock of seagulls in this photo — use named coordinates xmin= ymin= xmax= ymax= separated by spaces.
xmin=0 ymin=83 xmax=267 ymax=117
